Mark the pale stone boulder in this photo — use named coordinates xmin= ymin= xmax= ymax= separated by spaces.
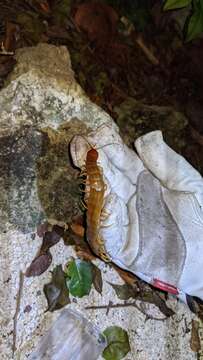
xmin=0 ymin=43 xmax=196 ymax=360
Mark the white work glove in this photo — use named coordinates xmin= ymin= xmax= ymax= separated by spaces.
xmin=70 ymin=124 xmax=203 ymax=303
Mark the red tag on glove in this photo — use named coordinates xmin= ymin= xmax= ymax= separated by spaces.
xmin=153 ymin=278 xmax=179 ymax=295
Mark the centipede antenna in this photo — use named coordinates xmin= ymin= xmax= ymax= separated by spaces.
xmin=96 ymin=142 xmax=121 ymax=150
xmin=79 ymin=135 xmax=122 ymax=151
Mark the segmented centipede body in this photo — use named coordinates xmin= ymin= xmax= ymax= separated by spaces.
xmin=84 ymin=148 xmax=110 ymax=262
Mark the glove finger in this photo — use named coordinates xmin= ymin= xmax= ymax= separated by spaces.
xmin=70 ymin=135 xmax=90 ymax=168
xmin=135 ymin=130 xmax=203 ymax=207
xmin=100 ymin=192 xmax=140 ymax=271
xmin=88 ymin=123 xmax=145 ymax=183
xmin=98 ymin=149 xmax=136 ymax=203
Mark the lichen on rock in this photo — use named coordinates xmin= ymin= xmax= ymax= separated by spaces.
xmin=0 ymin=43 xmax=114 ymax=233
xmin=115 ymin=97 xmax=188 ymax=153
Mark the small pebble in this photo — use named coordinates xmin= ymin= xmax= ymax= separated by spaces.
xmin=24 ymin=305 xmax=32 ymax=313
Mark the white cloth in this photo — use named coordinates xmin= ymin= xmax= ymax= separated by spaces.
xmin=70 ymin=124 xmax=203 ymax=302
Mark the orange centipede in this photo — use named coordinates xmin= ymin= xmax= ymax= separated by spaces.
xmin=81 ymin=147 xmax=110 ymax=262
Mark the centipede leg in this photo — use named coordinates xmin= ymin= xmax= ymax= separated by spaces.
xmin=100 ymin=222 xmax=114 ymax=228
xmin=79 ymin=189 xmax=87 ymax=193
xmin=79 ymin=180 xmax=87 ymax=185
xmin=79 ymin=172 xmax=87 ymax=178
xmin=80 ymin=199 xmax=88 ymax=209
xmin=100 ymin=208 xmax=111 ymax=221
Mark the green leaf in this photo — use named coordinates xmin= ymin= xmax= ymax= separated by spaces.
xmin=65 ymin=259 xmax=93 ymax=298
xmin=102 ymin=326 xmax=131 ymax=360
xmin=43 ymin=265 xmax=70 ymax=312
xmin=163 ymin=0 xmax=192 ymax=10
xmin=186 ymin=7 xmax=203 ymax=41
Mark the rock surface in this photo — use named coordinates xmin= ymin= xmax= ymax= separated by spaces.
xmin=0 ymin=43 xmax=196 ymax=360
xmin=115 ymin=98 xmax=188 ymax=152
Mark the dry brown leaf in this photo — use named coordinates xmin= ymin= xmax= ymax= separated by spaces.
xmin=37 ymin=222 xmax=49 ymax=237
xmin=25 ymin=252 xmax=52 ymax=277
xmin=39 ymin=0 xmax=51 ymax=14
xmin=70 ymin=222 xmax=85 ymax=237
xmin=4 ymin=21 xmax=18 ymax=52
xmin=190 ymin=320 xmax=201 ymax=352
xmin=74 ymin=2 xmax=118 ymax=45
xmin=26 ymin=225 xmax=64 ymax=277
xmin=112 ymin=264 xmax=139 ymax=287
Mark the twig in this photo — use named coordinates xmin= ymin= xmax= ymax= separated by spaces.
xmin=13 ymin=271 xmax=24 ymax=355
xmin=135 ymin=34 xmax=159 ymax=66
xmin=0 ymin=42 xmax=14 ymax=56
xmin=85 ymin=300 xmax=168 ymax=321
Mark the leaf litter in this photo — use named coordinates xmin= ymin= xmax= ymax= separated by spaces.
xmin=44 ymin=264 xmax=70 ymax=312
xmin=65 ymin=258 xmax=93 ymax=298
xmin=102 ymin=326 xmax=131 ymax=360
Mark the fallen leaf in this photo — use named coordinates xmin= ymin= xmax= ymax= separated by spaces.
xmin=75 ymin=238 xmax=96 ymax=261
xmin=62 ymin=225 xmax=86 ymax=247
xmin=109 ymin=283 xmax=139 ymax=300
xmin=113 ymin=264 xmax=139 ymax=287
xmin=37 ymin=222 xmax=49 ymax=237
xmin=102 ymin=326 xmax=131 ymax=360
xmin=190 ymin=320 xmax=201 ymax=352
xmin=4 ymin=21 xmax=18 ymax=52
xmin=44 ymin=265 xmax=70 ymax=312
xmin=40 ymin=230 xmax=61 ymax=252
xmin=74 ymin=2 xmax=118 ymax=45
xmin=70 ymin=222 xmax=85 ymax=237
xmin=52 ymin=224 xmax=66 ymax=237
xmin=25 ymin=252 xmax=52 ymax=277
xmin=65 ymin=258 xmax=93 ymax=298
xmin=39 ymin=0 xmax=51 ymax=14
xmin=26 ymin=226 xmax=63 ymax=277
xmin=92 ymin=263 xmax=103 ymax=294
xmin=113 ymin=264 xmax=174 ymax=317
xmin=138 ymin=287 xmax=175 ymax=318
xmin=66 ymin=226 xmax=96 ymax=259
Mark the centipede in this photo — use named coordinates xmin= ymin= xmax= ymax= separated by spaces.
xmin=81 ymin=147 xmax=110 ymax=262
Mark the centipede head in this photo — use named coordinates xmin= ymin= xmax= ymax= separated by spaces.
xmin=86 ymin=148 xmax=99 ymax=162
